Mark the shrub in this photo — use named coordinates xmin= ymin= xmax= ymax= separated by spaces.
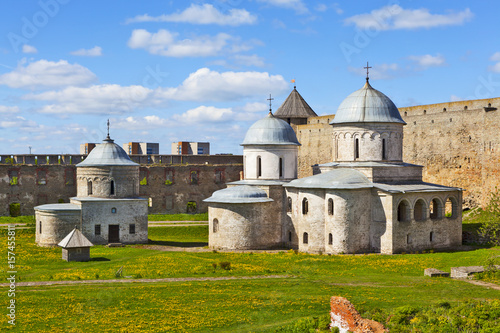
xmin=9 ymin=203 xmax=21 ymax=217
xmin=479 ymin=187 xmax=500 ymax=245
xmin=9 ymin=176 xmax=18 ymax=186
xmin=139 ymin=177 xmax=147 ymax=186
xmin=219 ymin=262 xmax=231 ymax=270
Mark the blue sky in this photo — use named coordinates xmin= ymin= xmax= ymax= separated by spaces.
xmin=0 ymin=0 xmax=499 ymax=155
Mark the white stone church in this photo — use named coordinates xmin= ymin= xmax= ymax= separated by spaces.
xmin=204 ymin=78 xmax=462 ymax=254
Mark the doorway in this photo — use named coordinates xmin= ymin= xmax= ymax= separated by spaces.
xmin=108 ymin=225 xmax=120 ymax=243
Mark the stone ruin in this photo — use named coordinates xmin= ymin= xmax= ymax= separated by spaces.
xmin=330 ymin=296 xmax=387 ymax=333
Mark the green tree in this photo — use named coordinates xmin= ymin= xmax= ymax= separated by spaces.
xmin=479 ymin=188 xmax=500 ymax=245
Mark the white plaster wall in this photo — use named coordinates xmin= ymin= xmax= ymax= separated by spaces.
xmin=35 ymin=209 xmax=82 ymax=246
xmin=296 ymin=189 xmax=325 ymax=253
xmin=333 ymin=123 xmax=404 ymax=162
xmin=77 ymin=166 xmax=139 ymax=198
xmin=243 ymin=145 xmax=298 ymax=180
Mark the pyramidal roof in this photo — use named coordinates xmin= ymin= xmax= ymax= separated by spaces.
xmin=274 ymin=87 xmax=318 ymax=119
xmin=58 ymin=228 xmax=93 ymax=248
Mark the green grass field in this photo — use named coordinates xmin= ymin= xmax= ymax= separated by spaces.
xmin=1 ymin=214 xmax=500 ymax=332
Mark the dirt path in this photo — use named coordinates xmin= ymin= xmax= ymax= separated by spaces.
xmin=460 ymin=279 xmax=500 ymax=290
xmin=0 ymin=275 xmax=292 ymax=288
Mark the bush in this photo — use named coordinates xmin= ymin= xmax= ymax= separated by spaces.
xmin=479 ymin=187 xmax=500 ymax=245
xmin=219 ymin=262 xmax=231 ymax=270
xmin=9 ymin=203 xmax=21 ymax=217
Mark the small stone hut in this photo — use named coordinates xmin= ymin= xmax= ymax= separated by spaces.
xmin=58 ymin=228 xmax=93 ymax=262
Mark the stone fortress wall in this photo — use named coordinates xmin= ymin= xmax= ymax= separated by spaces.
xmin=0 ymin=154 xmax=243 ymax=216
xmin=296 ymin=97 xmax=500 ymax=209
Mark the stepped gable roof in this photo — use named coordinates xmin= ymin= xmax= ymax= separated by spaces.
xmin=76 ymin=135 xmax=138 ymax=167
xmin=330 ymin=79 xmax=406 ymax=125
xmin=274 ymin=87 xmax=318 ymax=119
xmin=241 ymin=112 xmax=300 ymax=146
xmin=58 ymin=228 xmax=93 ymax=248
xmin=203 ymin=185 xmax=274 ymax=203
xmin=284 ymin=169 xmax=372 ymax=190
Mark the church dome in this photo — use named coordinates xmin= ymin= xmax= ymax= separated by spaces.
xmin=241 ymin=112 xmax=300 ymax=146
xmin=77 ymin=136 xmax=138 ymax=167
xmin=330 ymin=80 xmax=406 ymax=125
xmin=204 ymin=185 xmax=274 ymax=203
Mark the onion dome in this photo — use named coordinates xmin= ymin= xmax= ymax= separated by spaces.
xmin=241 ymin=112 xmax=300 ymax=146
xmin=204 ymin=185 xmax=274 ymax=203
xmin=77 ymin=136 xmax=138 ymax=167
xmin=330 ymin=80 xmax=406 ymax=125
xmin=284 ymin=169 xmax=372 ymax=190
xmin=274 ymin=87 xmax=317 ymax=119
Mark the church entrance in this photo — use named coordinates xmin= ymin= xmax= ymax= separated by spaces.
xmin=108 ymin=225 xmax=120 ymax=243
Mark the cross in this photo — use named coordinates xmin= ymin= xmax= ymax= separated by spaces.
xmin=364 ymin=62 xmax=372 ymax=81
xmin=267 ymin=94 xmax=274 ymax=112
xmin=107 ymin=119 xmax=110 ymax=137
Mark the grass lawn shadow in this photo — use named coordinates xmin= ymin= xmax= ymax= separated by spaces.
xmin=89 ymin=257 xmax=111 ymax=262
xmin=148 ymin=240 xmax=208 ymax=248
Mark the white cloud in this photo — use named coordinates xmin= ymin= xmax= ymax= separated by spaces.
xmin=112 ymin=115 xmax=171 ymax=131
xmin=348 ymin=63 xmax=400 ymax=80
xmin=232 ymin=54 xmax=266 ymax=67
xmin=0 ymin=116 xmax=38 ymax=129
xmin=0 ymin=106 xmax=20 ymax=114
xmin=450 ymin=95 xmax=463 ymax=102
xmin=408 ymin=54 xmax=446 ymax=69
xmin=344 ymin=5 xmax=473 ymax=30
xmin=128 ymin=29 xmax=242 ymax=57
xmin=159 ymin=67 xmax=289 ymax=102
xmin=489 ymin=52 xmax=500 ymax=73
xmin=490 ymin=52 xmax=500 ymax=62
xmin=172 ymin=106 xmax=234 ymax=124
xmin=70 ymin=46 xmax=102 ymax=57
xmin=25 ymin=84 xmax=156 ymax=115
xmin=22 ymin=44 xmax=38 ymax=54
xmin=240 ymin=102 xmax=268 ymax=113
xmin=126 ymin=4 xmax=257 ymax=26
xmin=257 ymin=0 xmax=308 ymax=14
xmin=0 ymin=59 xmax=97 ymax=90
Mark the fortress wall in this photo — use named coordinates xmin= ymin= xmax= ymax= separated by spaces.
xmin=0 ymin=162 xmax=243 ymax=216
xmin=296 ymin=97 xmax=500 ymax=209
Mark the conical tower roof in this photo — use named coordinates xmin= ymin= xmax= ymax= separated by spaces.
xmin=76 ymin=135 xmax=138 ymax=167
xmin=274 ymin=87 xmax=317 ymax=119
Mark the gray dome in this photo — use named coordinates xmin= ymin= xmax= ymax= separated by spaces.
xmin=241 ymin=112 xmax=300 ymax=146
xmin=330 ymin=80 xmax=406 ymax=125
xmin=77 ymin=137 xmax=138 ymax=167
xmin=284 ymin=169 xmax=372 ymax=189
xmin=204 ymin=185 xmax=274 ymax=203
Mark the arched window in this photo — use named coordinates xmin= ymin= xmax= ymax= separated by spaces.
xmin=397 ymin=200 xmax=410 ymax=222
xmin=303 ymin=232 xmax=308 ymax=244
xmin=445 ymin=197 xmax=459 ymax=218
xmin=111 ymin=207 xmax=117 ymax=214
xmin=429 ymin=198 xmax=442 ymax=220
xmin=287 ymin=197 xmax=292 ymax=213
xmin=302 ymin=198 xmax=308 ymax=215
xmin=430 ymin=231 xmax=434 ymax=242
xmin=414 ymin=199 xmax=426 ymax=221
xmin=328 ymin=233 xmax=333 ymax=245
xmin=328 ymin=198 xmax=334 ymax=216
xmin=257 ymin=156 xmax=262 ymax=177
xmin=110 ymin=180 xmax=115 ymax=195
xmin=382 ymin=138 xmax=387 ymax=160
xmin=288 ymin=231 xmax=292 ymax=242
xmin=279 ymin=157 xmax=283 ymax=178
xmin=354 ymin=138 xmax=360 ymax=159
xmin=213 ymin=219 xmax=219 ymax=233
xmin=87 ymin=180 xmax=92 ymax=195
xmin=406 ymin=234 xmax=411 ymax=244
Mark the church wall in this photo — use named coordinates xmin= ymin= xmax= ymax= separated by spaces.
xmin=35 ymin=209 xmax=81 ymax=247
xmin=371 ymin=191 xmax=392 ymax=254
xmin=208 ymin=201 xmax=278 ymax=250
xmin=77 ymin=199 xmax=148 ymax=245
xmin=77 ymin=166 xmax=138 ymax=198
xmin=243 ymin=146 xmax=297 ymax=180
xmin=0 ymin=163 xmax=242 ymax=216
xmin=390 ymin=191 xmax=462 ymax=253
xmin=296 ymin=189 xmax=326 ymax=254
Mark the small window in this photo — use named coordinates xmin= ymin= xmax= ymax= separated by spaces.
xmin=328 ymin=198 xmax=334 ymax=216
xmin=111 ymin=207 xmax=117 ymax=214
xmin=165 ymin=169 xmax=174 ymax=185
xmin=76 ymin=248 xmax=82 ymax=254
xmin=302 ymin=198 xmax=308 ymax=215
xmin=95 ymin=224 xmax=101 ymax=236
xmin=87 ymin=180 xmax=93 ymax=195
xmin=148 ymin=197 xmax=153 ymax=207
xmin=288 ymin=231 xmax=292 ymax=242
xmin=328 ymin=233 xmax=333 ymax=245
xmin=37 ymin=169 xmax=47 ymax=185
xmin=303 ymin=232 xmax=308 ymax=244
xmin=213 ymin=219 xmax=219 ymax=233
xmin=9 ymin=170 xmax=19 ymax=186
xmin=355 ymin=138 xmax=359 ymax=159
xmin=406 ymin=234 xmax=411 ymax=244
xmin=287 ymin=197 xmax=292 ymax=213
xmin=215 ymin=170 xmax=224 ymax=184
xmin=129 ymin=224 xmax=136 ymax=234
xmin=279 ymin=157 xmax=283 ymax=178
xmin=110 ymin=180 xmax=115 ymax=195
xmin=190 ymin=171 xmax=199 ymax=185
xmin=39 ymin=221 xmax=42 ymax=234
xmin=430 ymin=231 xmax=434 ymax=242
xmin=382 ymin=138 xmax=387 ymax=160
xmin=257 ymin=156 xmax=262 ymax=177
